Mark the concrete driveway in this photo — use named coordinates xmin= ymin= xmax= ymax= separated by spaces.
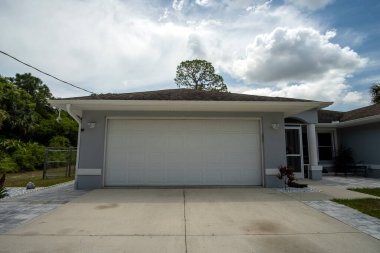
xmin=0 ymin=188 xmax=379 ymax=253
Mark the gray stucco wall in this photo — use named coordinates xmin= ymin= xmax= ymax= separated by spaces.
xmin=290 ymin=110 xmax=318 ymax=124
xmin=339 ymin=122 xmax=380 ymax=167
xmin=76 ymin=111 xmax=287 ymax=189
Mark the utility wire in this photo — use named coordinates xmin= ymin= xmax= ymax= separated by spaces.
xmin=0 ymin=50 xmax=95 ymax=94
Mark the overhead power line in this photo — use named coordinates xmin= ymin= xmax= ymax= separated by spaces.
xmin=0 ymin=50 xmax=95 ymax=94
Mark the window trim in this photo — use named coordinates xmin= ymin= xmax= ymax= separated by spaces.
xmin=316 ymin=130 xmax=337 ymax=162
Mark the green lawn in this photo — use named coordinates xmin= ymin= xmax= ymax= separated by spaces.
xmin=333 ymin=198 xmax=380 ymax=219
xmin=4 ymin=168 xmax=74 ymax=187
xmin=348 ymin=187 xmax=380 ymax=197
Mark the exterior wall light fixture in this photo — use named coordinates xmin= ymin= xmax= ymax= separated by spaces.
xmin=88 ymin=122 xmax=96 ymax=129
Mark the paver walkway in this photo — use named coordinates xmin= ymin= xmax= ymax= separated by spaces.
xmin=0 ymin=182 xmax=88 ymax=234
xmin=293 ymin=176 xmax=380 ymax=240
xmin=304 ymin=200 xmax=380 ymax=240
xmin=321 ymin=176 xmax=380 ymax=188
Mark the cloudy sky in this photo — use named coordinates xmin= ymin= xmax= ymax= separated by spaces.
xmin=0 ymin=0 xmax=379 ymax=110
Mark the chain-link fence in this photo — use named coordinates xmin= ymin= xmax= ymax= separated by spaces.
xmin=43 ymin=147 xmax=77 ymax=179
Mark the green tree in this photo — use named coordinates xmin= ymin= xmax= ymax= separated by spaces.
xmin=9 ymin=73 xmax=53 ymax=117
xmin=0 ymin=76 xmax=36 ymax=138
xmin=1 ymin=73 xmax=78 ymax=145
xmin=33 ymin=112 xmax=78 ymax=146
xmin=0 ymin=109 xmax=7 ymax=129
xmin=370 ymin=83 xmax=380 ymax=104
xmin=174 ymin=59 xmax=228 ymax=92
xmin=0 ymin=73 xmax=79 ymax=173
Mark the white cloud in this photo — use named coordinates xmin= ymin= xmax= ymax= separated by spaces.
xmin=159 ymin=8 xmax=169 ymax=21
xmin=230 ymin=27 xmax=366 ymax=83
xmin=246 ymin=0 xmax=272 ymax=13
xmin=172 ymin=0 xmax=186 ymax=11
xmin=342 ymin=91 xmax=365 ymax=103
xmin=286 ymin=0 xmax=334 ymax=11
xmin=187 ymin=34 xmax=206 ymax=58
xmin=225 ymin=27 xmax=367 ymax=107
xmin=0 ymin=0 xmax=194 ymax=95
xmin=0 ymin=0 xmax=368 ymax=110
xmin=195 ymin=0 xmax=211 ymax=7
xmin=230 ymin=72 xmax=370 ymax=109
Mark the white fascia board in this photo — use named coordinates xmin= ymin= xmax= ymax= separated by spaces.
xmin=336 ymin=114 xmax=380 ymax=128
xmin=317 ymin=114 xmax=380 ymax=128
xmin=316 ymin=123 xmax=339 ymax=128
xmin=49 ymin=99 xmax=332 ymax=115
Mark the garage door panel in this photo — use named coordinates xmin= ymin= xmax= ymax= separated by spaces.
xmin=107 ymin=149 xmax=125 ymax=167
xmin=105 ymin=119 xmax=262 ymax=186
xmin=203 ymin=168 xmax=223 ymax=184
xmin=127 ymin=168 xmax=144 ymax=184
xmin=146 ymin=135 xmax=167 ymax=150
xmin=183 ymin=134 xmax=205 ymax=150
xmin=125 ymin=134 xmax=147 ymax=149
xmin=145 ymin=167 xmax=165 ymax=184
xmin=205 ymin=151 xmax=224 ymax=162
xmin=107 ymin=168 xmax=127 ymax=185
xmin=147 ymin=152 xmax=165 ymax=169
xmin=166 ymin=168 xmax=184 ymax=185
xmin=184 ymin=168 xmax=203 ymax=184
xmin=167 ymin=134 xmax=184 ymax=149
xmin=126 ymin=152 xmax=146 ymax=166
xmin=166 ymin=152 xmax=184 ymax=165
xmin=107 ymin=134 xmax=125 ymax=149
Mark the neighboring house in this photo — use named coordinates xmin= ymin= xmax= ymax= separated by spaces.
xmin=50 ymin=89 xmax=338 ymax=189
xmin=316 ymin=103 xmax=380 ymax=178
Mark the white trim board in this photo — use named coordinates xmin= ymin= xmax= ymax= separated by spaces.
xmin=265 ymin=168 xmax=279 ymax=176
xmin=77 ymin=168 xmax=102 ymax=176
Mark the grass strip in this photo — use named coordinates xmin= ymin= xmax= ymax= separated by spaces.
xmin=4 ymin=169 xmax=74 ymax=187
xmin=333 ymin=198 xmax=380 ymax=219
xmin=347 ymin=187 xmax=380 ymax=197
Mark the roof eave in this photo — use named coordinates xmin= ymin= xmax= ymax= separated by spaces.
xmin=337 ymin=114 xmax=380 ymax=128
xmin=317 ymin=114 xmax=380 ymax=128
xmin=48 ymin=99 xmax=332 ymax=118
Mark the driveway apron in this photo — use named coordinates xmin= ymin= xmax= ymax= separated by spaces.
xmin=0 ymin=188 xmax=379 ymax=253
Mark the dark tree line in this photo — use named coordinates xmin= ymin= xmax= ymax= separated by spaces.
xmin=0 ymin=73 xmax=78 ymax=172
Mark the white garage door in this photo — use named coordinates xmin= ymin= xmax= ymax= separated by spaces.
xmin=105 ymin=119 xmax=262 ymax=186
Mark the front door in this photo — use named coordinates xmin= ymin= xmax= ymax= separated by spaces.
xmin=285 ymin=126 xmax=304 ymax=178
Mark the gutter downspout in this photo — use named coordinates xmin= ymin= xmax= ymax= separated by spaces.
xmin=66 ymin=104 xmax=81 ymax=189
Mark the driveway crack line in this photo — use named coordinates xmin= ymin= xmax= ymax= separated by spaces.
xmin=183 ymin=189 xmax=188 ymax=253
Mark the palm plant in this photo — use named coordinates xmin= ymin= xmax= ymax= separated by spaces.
xmin=370 ymin=83 xmax=380 ymax=104
xmin=0 ymin=173 xmax=7 ymax=199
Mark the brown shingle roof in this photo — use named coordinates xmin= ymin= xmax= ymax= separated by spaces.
xmin=318 ymin=110 xmax=344 ymax=123
xmin=318 ymin=103 xmax=380 ymax=123
xmin=61 ymin=89 xmax=315 ymax=102
xmin=340 ymin=103 xmax=380 ymax=121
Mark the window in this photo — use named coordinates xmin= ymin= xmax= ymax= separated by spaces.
xmin=317 ymin=132 xmax=334 ymax=160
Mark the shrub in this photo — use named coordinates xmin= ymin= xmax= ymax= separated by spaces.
xmin=0 ymin=155 xmax=19 ymax=173
xmin=49 ymin=136 xmax=70 ymax=147
xmin=0 ymin=139 xmax=24 ymax=153
xmin=12 ymin=142 xmax=45 ymax=171
xmin=277 ymin=165 xmax=295 ymax=187
xmin=0 ymin=173 xmax=7 ymax=199
xmin=277 ymin=165 xmax=307 ymax=189
xmin=0 ymin=185 xmax=8 ymax=199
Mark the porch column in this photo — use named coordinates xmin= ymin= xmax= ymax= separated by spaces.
xmin=307 ymin=124 xmax=322 ymax=180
